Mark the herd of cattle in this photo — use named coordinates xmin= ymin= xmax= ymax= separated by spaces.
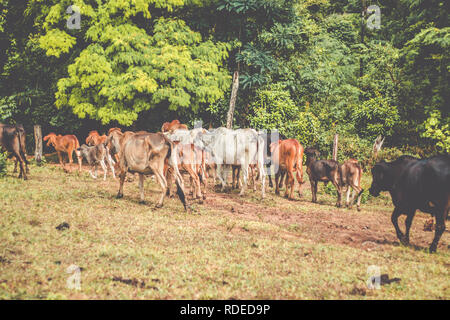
xmin=0 ymin=120 xmax=449 ymax=253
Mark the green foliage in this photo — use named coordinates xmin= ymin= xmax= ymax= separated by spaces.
xmin=421 ymin=110 xmax=450 ymax=153
xmin=0 ymin=151 xmax=7 ymax=177
xmin=248 ymin=84 xmax=321 ymax=146
xmin=40 ymin=2 xmax=231 ymax=125
xmin=351 ymin=96 xmax=400 ymax=142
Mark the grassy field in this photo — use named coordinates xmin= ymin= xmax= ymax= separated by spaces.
xmin=0 ymin=161 xmax=448 ymax=299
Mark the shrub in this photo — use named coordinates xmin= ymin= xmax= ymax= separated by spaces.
xmin=0 ymin=151 xmax=8 ymax=177
xmin=351 ymin=96 xmax=400 ymax=142
xmin=249 ymin=83 xmax=322 ymax=146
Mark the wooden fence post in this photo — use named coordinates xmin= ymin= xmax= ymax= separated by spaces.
xmin=34 ymin=125 xmax=42 ymax=164
xmin=332 ymin=133 xmax=339 ymax=161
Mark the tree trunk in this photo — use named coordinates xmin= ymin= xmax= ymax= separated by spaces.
xmin=226 ymin=70 xmax=239 ymax=129
xmin=332 ymin=133 xmax=339 ymax=161
xmin=360 ymin=0 xmax=366 ymax=78
xmin=34 ymin=125 xmax=42 ymax=164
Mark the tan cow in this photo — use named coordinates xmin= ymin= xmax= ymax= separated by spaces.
xmin=116 ymin=132 xmax=188 ymax=210
xmin=340 ymin=159 xmax=364 ymax=211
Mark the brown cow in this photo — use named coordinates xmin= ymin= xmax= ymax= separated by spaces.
xmin=270 ymin=139 xmax=304 ymax=199
xmin=161 ymin=120 xmax=188 ymax=133
xmin=0 ymin=123 xmax=28 ymax=179
xmin=340 ymin=159 xmax=364 ymax=211
xmin=116 ymin=132 xmax=188 ymax=210
xmin=304 ymin=147 xmax=342 ymax=207
xmin=43 ymin=133 xmax=82 ymax=172
xmin=86 ymin=130 xmax=107 ymax=146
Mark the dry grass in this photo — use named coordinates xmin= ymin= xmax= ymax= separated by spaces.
xmin=0 ymin=162 xmax=448 ymax=299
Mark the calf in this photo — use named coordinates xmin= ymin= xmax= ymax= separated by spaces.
xmin=44 ymin=133 xmax=82 ymax=172
xmin=340 ymin=159 xmax=364 ymax=211
xmin=369 ymin=155 xmax=449 ymax=253
xmin=77 ymin=143 xmax=116 ymax=180
xmin=270 ymin=139 xmax=304 ymax=199
xmin=304 ymin=147 xmax=342 ymax=207
xmin=0 ymin=123 xmax=28 ymax=179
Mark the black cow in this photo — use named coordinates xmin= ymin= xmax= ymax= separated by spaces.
xmin=0 ymin=123 xmax=28 ymax=179
xmin=369 ymin=155 xmax=450 ymax=253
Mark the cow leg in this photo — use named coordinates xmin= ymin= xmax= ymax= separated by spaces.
xmin=216 ymin=165 xmax=226 ymax=190
xmin=116 ymin=170 xmax=126 ymax=198
xmin=201 ymin=168 xmax=207 ymax=200
xmin=259 ymin=164 xmax=266 ymax=199
xmin=430 ymin=207 xmax=446 ymax=253
xmin=89 ymin=165 xmax=97 ymax=179
xmin=239 ymin=164 xmax=248 ymax=197
xmin=391 ymin=207 xmax=405 ymax=244
xmin=57 ymin=151 xmax=65 ymax=170
xmin=403 ymin=210 xmax=416 ymax=245
xmin=165 ymin=168 xmax=175 ymax=197
xmin=154 ymin=169 xmax=168 ymax=208
xmin=13 ymin=159 xmax=18 ymax=173
xmin=187 ymin=165 xmax=202 ymax=200
xmin=12 ymin=150 xmax=27 ymax=180
xmin=345 ymin=186 xmax=351 ymax=208
xmin=332 ymin=180 xmax=342 ymax=208
xmin=310 ymin=180 xmax=318 ymax=203
xmin=67 ymin=148 xmax=74 ymax=171
xmin=100 ymin=160 xmax=108 ymax=181
xmin=138 ymin=174 xmax=145 ymax=204
xmin=285 ymin=170 xmax=295 ymax=199
xmin=279 ymin=171 xmax=285 ymax=189
xmin=275 ymin=172 xmax=281 ymax=195
xmin=251 ymin=166 xmax=257 ymax=191
xmin=349 ymin=181 xmax=363 ymax=211
xmin=76 ymin=149 xmax=82 ymax=172
xmin=106 ymin=154 xmax=116 ymax=179
xmin=296 ymin=169 xmax=302 ymax=197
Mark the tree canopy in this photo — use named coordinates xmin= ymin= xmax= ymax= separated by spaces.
xmin=0 ymin=0 xmax=448 ymax=155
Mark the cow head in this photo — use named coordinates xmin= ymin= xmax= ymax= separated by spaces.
xmin=369 ymin=161 xmax=389 ymax=197
xmin=304 ymin=147 xmax=320 ymax=165
xmin=43 ymin=133 xmax=57 ymax=147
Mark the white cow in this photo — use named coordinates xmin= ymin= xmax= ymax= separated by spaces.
xmin=194 ymin=127 xmax=266 ymax=198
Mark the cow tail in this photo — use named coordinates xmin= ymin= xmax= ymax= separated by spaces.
xmin=163 ymin=134 xmax=188 ymax=210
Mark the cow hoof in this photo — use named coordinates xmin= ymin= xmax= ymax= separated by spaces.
xmin=400 ymin=237 xmax=409 ymax=246
xmin=155 ymin=203 xmax=163 ymax=208
xmin=139 ymin=200 xmax=146 ymax=205
xmin=429 ymin=246 xmax=437 ymax=253
xmin=357 ymin=207 xmax=361 ymax=212
xmin=116 ymin=193 xmax=123 ymax=199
